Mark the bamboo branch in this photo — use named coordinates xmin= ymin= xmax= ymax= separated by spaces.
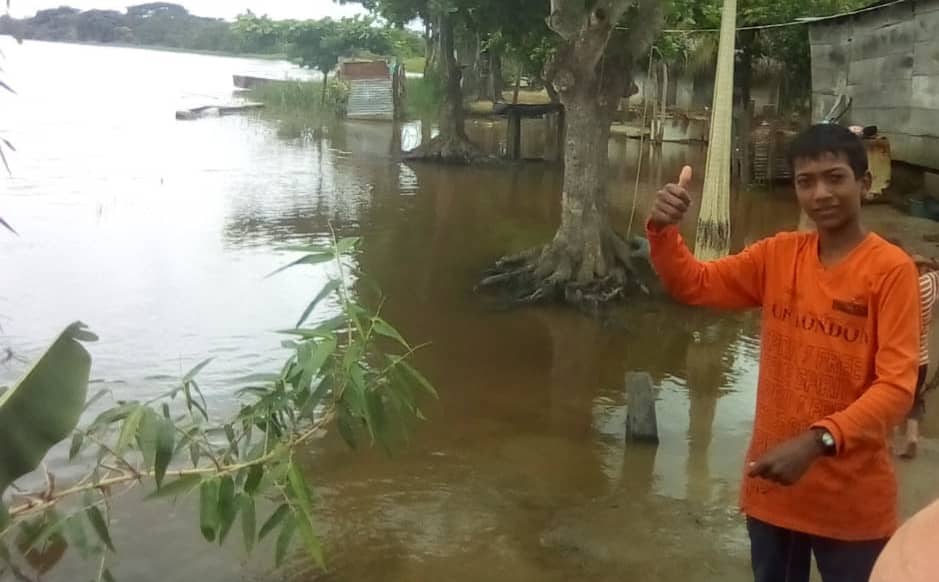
xmin=3 ymin=410 xmax=336 ymax=527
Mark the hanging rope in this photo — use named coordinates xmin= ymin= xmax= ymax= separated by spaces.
xmin=626 ymin=48 xmax=657 ymax=239
xmin=693 ymin=0 xmax=737 ymax=261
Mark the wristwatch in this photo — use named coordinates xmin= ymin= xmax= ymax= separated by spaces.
xmin=814 ymin=428 xmax=837 ymax=456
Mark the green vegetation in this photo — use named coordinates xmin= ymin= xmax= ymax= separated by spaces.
xmin=401 ymin=56 xmax=426 ymax=75
xmin=0 ymin=236 xmax=435 ymax=580
xmin=403 ymin=77 xmax=441 ymax=120
xmin=0 ymin=3 xmax=425 ymax=65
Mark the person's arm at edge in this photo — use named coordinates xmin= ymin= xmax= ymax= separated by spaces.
xmin=812 ymin=261 xmax=919 ymax=453
xmin=645 ymin=220 xmax=770 ymax=310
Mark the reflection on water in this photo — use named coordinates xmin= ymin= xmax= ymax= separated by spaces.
xmin=0 ymin=40 xmax=807 ymax=581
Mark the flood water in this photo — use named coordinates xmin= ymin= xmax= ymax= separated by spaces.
xmin=0 ymin=40 xmax=934 ymax=582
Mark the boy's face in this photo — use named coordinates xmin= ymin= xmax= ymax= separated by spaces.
xmin=792 ymin=152 xmax=870 ymax=231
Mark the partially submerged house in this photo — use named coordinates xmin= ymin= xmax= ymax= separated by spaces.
xmin=808 ymin=0 xmax=939 ymax=170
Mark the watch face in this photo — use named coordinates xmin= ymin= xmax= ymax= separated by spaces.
xmin=822 ymin=432 xmax=835 ymax=448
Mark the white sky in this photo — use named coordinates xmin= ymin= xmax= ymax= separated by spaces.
xmin=10 ymin=0 xmax=370 ymax=20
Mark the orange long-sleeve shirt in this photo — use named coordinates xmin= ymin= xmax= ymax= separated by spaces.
xmin=647 ymin=224 xmax=919 ymax=541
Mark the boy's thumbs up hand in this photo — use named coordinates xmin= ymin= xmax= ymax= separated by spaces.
xmin=649 ymin=165 xmax=693 ymax=229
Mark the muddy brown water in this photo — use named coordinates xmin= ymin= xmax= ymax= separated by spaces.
xmin=0 ymin=40 xmax=936 ymax=582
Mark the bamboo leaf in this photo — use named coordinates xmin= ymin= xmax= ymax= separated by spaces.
xmin=274 ymin=514 xmax=297 ymax=568
xmin=304 ymin=336 xmax=336 ymax=382
xmin=154 ymin=417 xmax=175 ymax=489
xmin=266 ymin=253 xmax=333 ymax=279
xmin=63 ymin=513 xmax=91 ymax=559
xmin=82 ymin=388 xmax=111 ymax=412
xmin=0 ymin=323 xmax=94 ymax=497
xmin=258 ymin=504 xmax=289 ymax=541
xmin=137 ymin=409 xmax=162 ymax=469
xmin=287 ymin=463 xmax=325 ymax=567
xmin=337 ymin=411 xmax=357 ymax=450
xmin=277 ymin=315 xmax=347 ymax=338
xmin=68 ymin=432 xmax=84 ymax=461
xmin=371 ymin=318 xmax=410 ymax=348
xmin=336 ymin=236 xmax=360 ymax=254
xmin=398 ymin=360 xmax=438 ymax=398
xmin=116 ymin=405 xmax=144 ymax=454
xmin=199 ymin=479 xmax=220 ymax=542
xmin=244 ymin=464 xmax=264 ymax=495
xmin=217 ymin=477 xmax=237 ymax=545
xmin=182 ymin=358 xmax=214 ymax=383
xmin=85 ymin=505 xmax=114 ymax=552
xmin=240 ymin=494 xmax=256 ymax=554
xmin=286 ymin=463 xmax=313 ymax=517
xmin=295 ymin=280 xmax=340 ymax=328
xmin=145 ymin=473 xmax=201 ymax=500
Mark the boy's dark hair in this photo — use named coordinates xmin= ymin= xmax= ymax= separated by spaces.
xmin=787 ymin=123 xmax=869 ymax=178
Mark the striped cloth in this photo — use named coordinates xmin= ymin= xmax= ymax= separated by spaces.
xmin=919 ymin=271 xmax=939 ymax=365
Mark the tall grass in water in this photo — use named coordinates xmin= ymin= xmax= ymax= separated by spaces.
xmin=249 ymin=81 xmax=344 ymax=139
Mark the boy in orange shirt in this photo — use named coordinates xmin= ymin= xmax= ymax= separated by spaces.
xmin=646 ymin=124 xmax=919 ymax=582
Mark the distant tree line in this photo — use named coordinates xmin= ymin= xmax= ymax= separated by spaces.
xmin=0 ymin=2 xmax=425 ymax=61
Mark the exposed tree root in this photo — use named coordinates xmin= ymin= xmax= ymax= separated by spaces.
xmin=476 ymin=231 xmax=654 ymax=313
xmin=403 ymin=134 xmax=496 ymax=164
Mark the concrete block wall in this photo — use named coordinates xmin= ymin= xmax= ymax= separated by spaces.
xmin=810 ymin=0 xmax=939 ymax=169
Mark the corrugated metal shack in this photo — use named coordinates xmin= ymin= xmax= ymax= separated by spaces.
xmin=340 ymin=59 xmax=401 ymax=121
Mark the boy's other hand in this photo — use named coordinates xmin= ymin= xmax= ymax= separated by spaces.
xmin=748 ymin=431 xmax=824 ymax=486
xmin=649 ymin=166 xmax=693 ymax=228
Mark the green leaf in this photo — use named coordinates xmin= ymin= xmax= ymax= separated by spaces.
xmin=275 ymin=514 xmax=297 ymax=568
xmin=244 ymin=465 xmax=264 ymax=495
xmin=240 ymin=495 xmax=256 ymax=554
xmin=286 ymin=463 xmax=325 ymax=567
xmin=304 ymin=336 xmax=337 ymax=381
xmin=146 ymin=474 xmax=201 ymax=500
xmin=63 ymin=513 xmax=91 ymax=559
xmin=277 ymin=243 xmax=330 ymax=254
xmin=286 ymin=463 xmax=313 ymax=517
xmin=336 ymin=236 xmax=360 ymax=254
xmin=337 ymin=411 xmax=358 ymax=450
xmin=278 ymin=315 xmax=347 ymax=338
xmin=116 ymin=405 xmax=144 ymax=454
xmin=154 ymin=417 xmax=175 ymax=489
xmin=138 ymin=409 xmax=164 ymax=469
xmin=89 ymin=402 xmax=139 ymax=430
xmin=366 ymin=391 xmax=387 ymax=444
xmin=399 ymin=360 xmax=438 ymax=399
xmin=295 ymin=280 xmax=341 ymax=328
xmin=266 ymin=253 xmax=333 ymax=279
xmin=82 ymin=388 xmax=111 ymax=412
xmin=68 ymin=432 xmax=84 ymax=461
xmin=183 ymin=358 xmax=214 ymax=383
xmin=258 ymin=504 xmax=289 ymax=541
xmin=189 ymin=441 xmax=201 ymax=468
xmin=85 ymin=505 xmax=115 ymax=552
xmin=199 ymin=479 xmax=220 ymax=542
xmin=217 ymin=477 xmax=237 ymax=545
xmin=0 ymin=323 xmax=93 ymax=496
xmin=371 ymin=318 xmax=410 ymax=348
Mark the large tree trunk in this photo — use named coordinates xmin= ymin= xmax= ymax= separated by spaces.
xmin=477 ymin=0 xmax=663 ymax=308
xmin=404 ymin=11 xmax=487 ymax=163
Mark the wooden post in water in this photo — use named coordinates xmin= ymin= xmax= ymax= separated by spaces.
xmin=625 ymin=372 xmax=659 ymax=444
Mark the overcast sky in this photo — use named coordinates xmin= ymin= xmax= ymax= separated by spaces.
xmin=10 ymin=0 xmax=370 ymax=20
